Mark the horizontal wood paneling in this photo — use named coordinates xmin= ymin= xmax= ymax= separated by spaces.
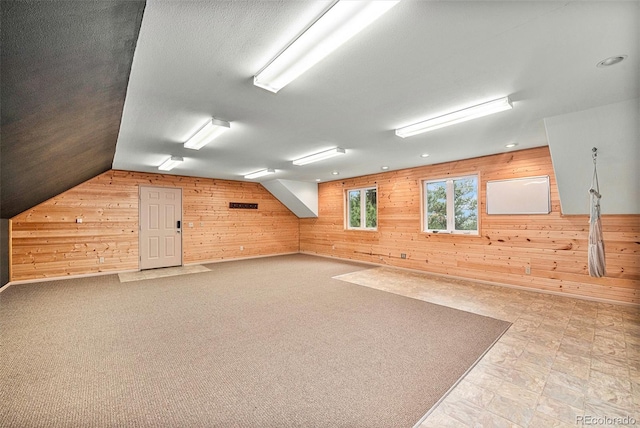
xmin=11 ymin=170 xmax=299 ymax=281
xmin=11 ymin=148 xmax=640 ymax=304
xmin=300 ymin=147 xmax=640 ymax=305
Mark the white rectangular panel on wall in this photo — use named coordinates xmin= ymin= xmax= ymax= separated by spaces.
xmin=486 ymin=176 xmax=550 ymax=215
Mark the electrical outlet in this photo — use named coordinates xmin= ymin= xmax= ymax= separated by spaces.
xmin=188 ymin=222 xmax=194 ymax=228
xmin=332 ymin=245 xmax=336 ymax=250
xmin=99 ymin=257 xmax=105 ymax=264
xmin=525 ymin=266 xmax=531 ymax=275
xmin=240 ymin=246 xmax=244 ymax=251
xmin=76 ymin=218 xmax=82 ymax=224
xmin=401 ymin=253 xmax=407 ymax=259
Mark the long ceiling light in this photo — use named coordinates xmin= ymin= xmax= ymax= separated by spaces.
xmin=292 ymin=147 xmax=346 ymax=166
xmin=184 ymin=118 xmax=230 ymax=150
xmin=158 ymin=156 xmax=183 ymax=171
xmin=244 ymin=168 xmax=276 ymax=179
xmin=395 ymin=97 xmax=513 ymax=138
xmin=254 ymin=1 xmax=400 ymax=93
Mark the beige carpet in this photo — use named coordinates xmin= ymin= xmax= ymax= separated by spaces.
xmin=0 ymin=254 xmax=510 ymax=427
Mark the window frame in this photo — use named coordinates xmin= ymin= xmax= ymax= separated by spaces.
xmin=422 ymin=174 xmax=479 ymax=235
xmin=345 ymin=186 xmax=378 ymax=231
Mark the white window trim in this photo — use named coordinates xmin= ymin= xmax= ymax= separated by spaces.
xmin=345 ymin=186 xmax=378 ymax=231
xmin=423 ymin=174 xmax=479 ymax=235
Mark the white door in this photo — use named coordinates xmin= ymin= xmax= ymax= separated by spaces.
xmin=139 ymin=186 xmax=182 ymax=270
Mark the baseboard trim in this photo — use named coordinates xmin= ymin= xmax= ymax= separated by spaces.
xmin=184 ymin=252 xmax=299 ymax=267
xmin=1 ymin=268 xmax=140 ymax=291
xmin=3 ymin=253 xmax=301 ymax=290
xmin=300 ymin=251 xmax=640 ymax=308
xmin=6 ymin=251 xmax=636 ymax=308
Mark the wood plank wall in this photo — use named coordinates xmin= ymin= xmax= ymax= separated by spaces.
xmin=300 ymin=147 xmax=640 ymax=305
xmin=11 ymin=170 xmax=300 ymax=281
xmin=9 ymin=148 xmax=640 ymax=304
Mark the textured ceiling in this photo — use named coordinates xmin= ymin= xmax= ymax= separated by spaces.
xmin=113 ymin=1 xmax=638 ymax=185
xmin=1 ymin=1 xmax=637 ymax=218
xmin=1 ymin=0 xmax=145 ymax=218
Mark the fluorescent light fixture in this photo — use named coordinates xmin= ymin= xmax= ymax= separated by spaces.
xmin=293 ymin=147 xmax=346 ymax=166
xmin=184 ymin=118 xmax=230 ymax=150
xmin=254 ymin=1 xmax=400 ymax=93
xmin=244 ymin=168 xmax=276 ymax=179
xmin=505 ymin=143 xmax=518 ymax=148
xmin=158 ymin=156 xmax=183 ymax=171
xmin=395 ymin=97 xmax=513 ymax=138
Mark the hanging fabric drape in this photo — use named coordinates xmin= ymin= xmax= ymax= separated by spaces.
xmin=588 ymin=147 xmax=606 ymax=277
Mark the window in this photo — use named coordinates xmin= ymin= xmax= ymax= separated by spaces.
xmin=347 ymin=187 xmax=377 ymax=230
xmin=424 ymin=175 xmax=478 ymax=234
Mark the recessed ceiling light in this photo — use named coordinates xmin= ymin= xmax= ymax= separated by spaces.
xmin=381 ymin=166 xmax=389 ymax=170
xmin=315 ymin=178 xmax=321 ymax=182
xmin=331 ymin=171 xmax=339 ymax=175
xmin=505 ymin=143 xmax=518 ymax=148
xmin=420 ymin=153 xmax=430 ymax=158
xmin=597 ymin=55 xmax=627 ymax=68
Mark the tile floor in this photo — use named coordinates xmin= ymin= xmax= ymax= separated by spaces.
xmin=335 ymin=267 xmax=640 ymax=428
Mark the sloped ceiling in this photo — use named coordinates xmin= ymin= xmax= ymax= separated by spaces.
xmin=545 ymin=98 xmax=639 ymax=215
xmin=0 ymin=0 xmax=145 ymax=218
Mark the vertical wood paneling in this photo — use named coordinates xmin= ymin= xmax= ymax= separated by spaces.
xmin=10 ymin=170 xmax=299 ymax=281
xmin=300 ymin=147 xmax=640 ymax=305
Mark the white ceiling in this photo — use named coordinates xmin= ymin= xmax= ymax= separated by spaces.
xmin=113 ymin=1 xmax=639 ymax=184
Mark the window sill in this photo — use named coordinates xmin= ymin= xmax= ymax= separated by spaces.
xmin=424 ymin=231 xmax=479 ymax=236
